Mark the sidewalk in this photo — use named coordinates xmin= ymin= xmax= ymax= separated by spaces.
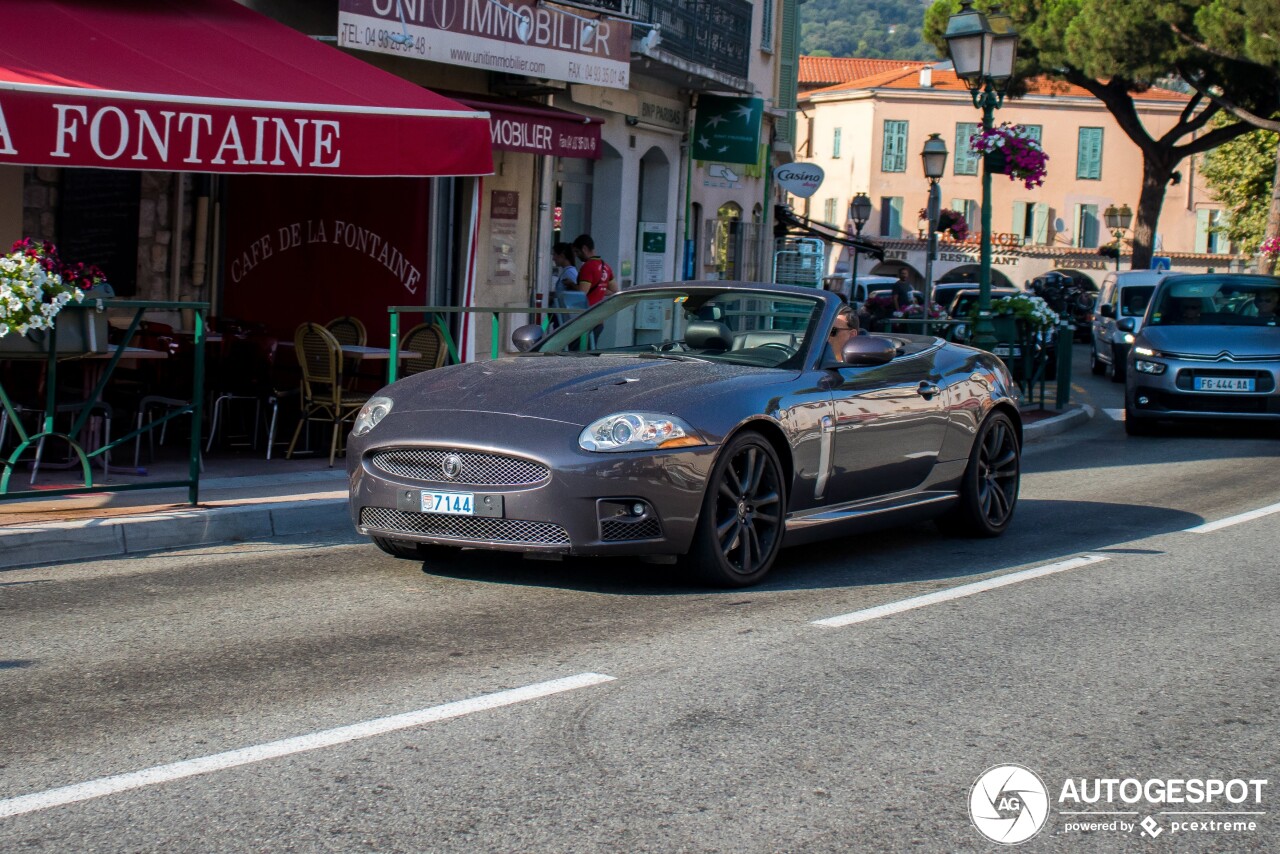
xmin=0 ymin=403 xmax=1092 ymax=571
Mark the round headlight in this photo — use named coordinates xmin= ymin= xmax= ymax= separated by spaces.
xmin=352 ymin=396 xmax=393 ymax=437
xmin=580 ymin=412 xmax=705 ymax=453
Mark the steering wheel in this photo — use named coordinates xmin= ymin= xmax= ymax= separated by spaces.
xmin=760 ymin=342 xmax=797 ymax=356
xmin=652 ymin=340 xmax=686 ymax=353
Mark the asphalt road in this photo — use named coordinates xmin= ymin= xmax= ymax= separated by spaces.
xmin=2 ymin=355 xmax=1277 ymax=852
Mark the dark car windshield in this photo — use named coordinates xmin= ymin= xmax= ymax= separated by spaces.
xmin=1148 ymin=276 xmax=1280 ymax=327
xmin=537 ymin=288 xmax=824 ymax=368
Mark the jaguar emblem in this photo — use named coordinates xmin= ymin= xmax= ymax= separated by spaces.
xmin=441 ymin=454 xmax=463 ymax=480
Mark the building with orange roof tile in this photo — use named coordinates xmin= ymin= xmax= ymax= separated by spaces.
xmin=793 ymin=60 xmax=1243 ymax=294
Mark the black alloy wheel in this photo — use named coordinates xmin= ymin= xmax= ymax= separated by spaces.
xmin=937 ymin=411 xmax=1020 ymax=537
xmin=1090 ymin=341 xmax=1105 ymax=375
xmin=686 ymin=433 xmax=785 ymax=587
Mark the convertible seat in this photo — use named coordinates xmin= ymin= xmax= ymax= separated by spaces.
xmin=732 ymin=331 xmax=797 ymax=350
xmin=684 ymin=321 xmax=734 ymax=351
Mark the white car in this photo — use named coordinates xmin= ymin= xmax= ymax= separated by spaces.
xmin=1091 ymin=269 xmax=1169 ymax=381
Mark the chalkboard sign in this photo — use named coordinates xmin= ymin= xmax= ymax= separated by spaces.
xmin=57 ymin=169 xmax=141 ymax=296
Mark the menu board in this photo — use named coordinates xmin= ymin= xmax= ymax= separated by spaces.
xmin=57 ymin=169 xmax=141 ymax=296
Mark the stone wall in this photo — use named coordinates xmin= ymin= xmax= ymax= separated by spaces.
xmin=22 ymin=167 xmax=200 ymax=305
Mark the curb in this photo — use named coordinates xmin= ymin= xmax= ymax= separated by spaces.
xmin=1023 ymin=404 xmax=1093 ymax=442
xmin=0 ymin=497 xmax=352 ymax=571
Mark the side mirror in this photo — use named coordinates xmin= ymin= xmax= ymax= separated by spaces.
xmin=1099 ymin=303 xmax=1115 ymax=318
xmin=1116 ymin=317 xmax=1137 ymax=333
xmin=511 ymin=324 xmax=545 ymax=352
xmin=840 ymin=335 xmax=896 ymax=367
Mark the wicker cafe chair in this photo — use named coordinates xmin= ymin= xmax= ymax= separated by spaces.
xmin=401 ymin=323 xmax=448 ymax=376
xmin=325 ymin=315 xmax=369 ymax=389
xmin=286 ymin=323 xmax=370 ymax=466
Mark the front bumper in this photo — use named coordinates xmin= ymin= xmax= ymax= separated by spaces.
xmin=347 ymin=410 xmax=719 ymax=556
xmin=1128 ymin=353 xmax=1280 ymax=421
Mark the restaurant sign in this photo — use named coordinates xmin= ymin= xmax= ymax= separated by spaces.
xmin=338 ymin=0 xmax=631 ymax=90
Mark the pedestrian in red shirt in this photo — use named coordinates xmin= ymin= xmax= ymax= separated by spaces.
xmin=572 ymin=234 xmax=618 ymax=306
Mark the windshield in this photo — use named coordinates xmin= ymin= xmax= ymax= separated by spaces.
xmin=1119 ymin=286 xmax=1154 ymax=317
xmin=537 ymin=288 xmax=824 ymax=368
xmin=1147 ymin=277 xmax=1280 ymax=327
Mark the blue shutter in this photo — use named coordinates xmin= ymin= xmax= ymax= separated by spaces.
xmin=1012 ymin=201 xmax=1028 ymax=241
xmin=882 ymin=120 xmax=908 ymax=172
xmin=1081 ymin=204 xmax=1099 ymax=247
xmin=1077 ymin=128 xmax=1103 ymax=179
xmin=954 ymin=122 xmax=980 ymax=175
xmin=1032 ymin=203 xmax=1049 ymax=245
xmin=1195 ymin=209 xmax=1210 ymax=254
xmin=889 ymin=197 xmax=903 ymax=236
xmin=833 ymin=127 xmax=842 ymax=158
xmin=1024 ymin=125 xmax=1043 ymax=144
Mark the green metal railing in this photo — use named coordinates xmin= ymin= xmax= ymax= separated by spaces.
xmin=0 ymin=299 xmax=208 ymax=504
xmin=385 ymin=305 xmax=584 ymax=383
xmin=877 ymin=315 xmax=1072 ymax=408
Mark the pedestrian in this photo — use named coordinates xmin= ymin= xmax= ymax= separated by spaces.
xmin=572 ymin=234 xmax=618 ymax=307
xmin=891 ymin=267 xmax=916 ymax=313
xmin=550 ymin=241 xmax=578 ymax=305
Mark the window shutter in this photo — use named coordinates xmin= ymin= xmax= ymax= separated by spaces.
xmin=1032 ymin=203 xmax=1049 ymax=245
xmin=823 ymin=197 xmax=837 ymax=225
xmin=1024 ymin=125 xmax=1043 ymax=144
xmin=954 ymin=122 xmax=980 ymax=175
xmin=761 ymin=0 xmax=774 ymax=49
xmin=833 ymin=127 xmax=842 ymax=158
xmin=882 ymin=121 xmax=907 ymax=172
xmin=880 ymin=197 xmax=892 ymax=235
xmin=775 ymin=0 xmax=799 ymax=144
xmin=1012 ymin=201 xmax=1028 ymax=240
xmin=890 ymin=197 xmax=903 ymax=236
xmin=1077 ymin=128 xmax=1103 ymax=179
xmin=1081 ymin=204 xmax=1098 ymax=248
xmin=1195 ymin=209 xmax=1210 ymax=254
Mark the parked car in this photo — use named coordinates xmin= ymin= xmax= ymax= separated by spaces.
xmin=347 ymin=281 xmax=1023 ymax=587
xmin=946 ymin=288 xmax=1022 ymax=343
xmin=1091 ymin=269 xmax=1169 ymax=381
xmin=1124 ymin=273 xmax=1280 ymax=435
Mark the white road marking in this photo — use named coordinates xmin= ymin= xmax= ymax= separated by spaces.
xmin=0 ymin=672 xmax=614 ymax=820
xmin=1185 ymin=501 xmax=1280 ymax=533
xmin=1103 ymin=408 xmax=1125 ymax=421
xmin=811 ymin=555 xmax=1110 ymax=628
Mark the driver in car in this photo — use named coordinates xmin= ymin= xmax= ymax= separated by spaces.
xmin=829 ymin=304 xmax=861 ymax=362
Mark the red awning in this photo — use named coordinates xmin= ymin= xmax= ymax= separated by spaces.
xmin=0 ymin=0 xmax=493 ymax=177
xmin=450 ymin=93 xmax=603 ymax=160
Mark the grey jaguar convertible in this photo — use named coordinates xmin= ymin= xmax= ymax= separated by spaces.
xmin=347 ymin=282 xmax=1022 ymax=586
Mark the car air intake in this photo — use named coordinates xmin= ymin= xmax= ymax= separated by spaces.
xmin=370 ymin=449 xmax=550 ymax=486
xmin=361 ymin=507 xmax=569 ymax=546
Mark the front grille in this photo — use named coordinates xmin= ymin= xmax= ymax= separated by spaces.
xmin=1174 ymin=369 xmax=1275 ymax=394
xmin=1167 ymin=352 xmax=1280 ymax=362
xmin=361 ymin=507 xmax=570 ymax=545
xmin=601 ymin=516 xmax=662 ymax=541
xmin=1143 ymin=390 xmax=1277 ymax=414
xmin=370 ymin=448 xmax=549 ymax=486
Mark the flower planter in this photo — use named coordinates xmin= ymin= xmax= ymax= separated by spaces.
xmin=0 ymin=303 xmax=111 ymax=359
xmin=985 ymin=149 xmax=1010 ymax=175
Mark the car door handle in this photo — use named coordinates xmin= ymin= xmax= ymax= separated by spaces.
xmin=917 ymin=381 xmax=941 ymax=398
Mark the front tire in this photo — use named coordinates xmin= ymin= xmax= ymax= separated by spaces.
xmin=1090 ymin=342 xmax=1105 ymax=375
xmin=372 ymin=536 xmax=440 ymax=561
xmin=683 ymin=433 xmax=785 ymax=587
xmin=1124 ymin=405 xmax=1156 ymax=436
xmin=936 ymin=411 xmax=1020 ymax=537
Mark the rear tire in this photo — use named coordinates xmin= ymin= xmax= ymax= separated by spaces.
xmin=936 ymin=411 xmax=1020 ymax=537
xmin=1108 ymin=342 xmax=1127 ymax=382
xmin=1090 ymin=343 xmax=1105 ymax=375
xmin=683 ymin=433 xmax=785 ymax=587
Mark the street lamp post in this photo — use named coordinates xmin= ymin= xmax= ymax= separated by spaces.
xmin=1103 ymin=203 xmax=1133 ymax=272
xmin=848 ymin=192 xmax=873 ymax=287
xmin=920 ymin=133 xmax=949 ymax=325
xmin=944 ymin=0 xmax=1019 ymax=351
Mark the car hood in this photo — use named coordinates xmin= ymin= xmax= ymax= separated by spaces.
xmin=1140 ymin=324 xmax=1280 ymax=358
xmin=383 ymin=355 xmax=794 ymax=425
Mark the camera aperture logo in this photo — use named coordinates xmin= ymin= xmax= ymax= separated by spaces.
xmin=969 ymin=764 xmax=1050 ymax=845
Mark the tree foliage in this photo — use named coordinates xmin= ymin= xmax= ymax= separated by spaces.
xmin=801 ymin=0 xmax=938 ymax=61
xmin=1200 ymin=117 xmax=1278 ymax=253
xmin=923 ymin=0 xmax=1280 ymax=268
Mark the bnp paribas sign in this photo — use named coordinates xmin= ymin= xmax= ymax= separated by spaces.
xmin=339 ymin=0 xmax=632 ymax=90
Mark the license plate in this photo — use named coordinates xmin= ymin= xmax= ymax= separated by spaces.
xmin=1194 ymin=377 xmax=1254 ymax=392
xmin=421 ymin=491 xmax=474 ymax=515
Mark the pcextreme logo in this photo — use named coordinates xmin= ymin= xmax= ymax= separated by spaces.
xmin=968 ymin=764 xmax=1269 ymax=844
